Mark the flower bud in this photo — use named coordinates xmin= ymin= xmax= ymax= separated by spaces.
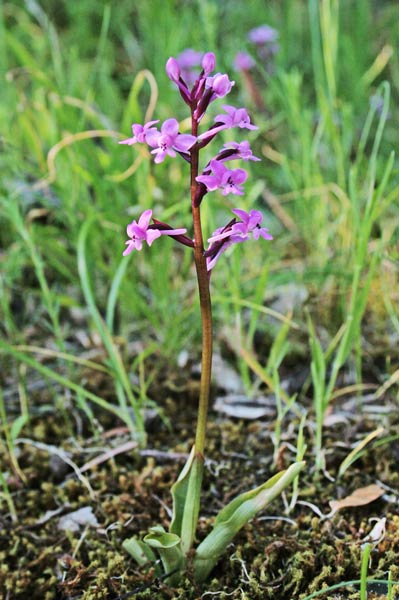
xmin=202 ymin=52 xmax=216 ymax=74
xmin=166 ymin=57 xmax=181 ymax=82
xmin=208 ymin=74 xmax=234 ymax=98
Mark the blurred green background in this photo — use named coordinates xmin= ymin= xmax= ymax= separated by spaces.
xmin=1 ymin=0 xmax=398 ymax=440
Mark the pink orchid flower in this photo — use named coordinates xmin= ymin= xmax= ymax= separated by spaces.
xmin=119 ymin=120 xmax=160 ymax=145
xmin=196 ymin=160 xmax=247 ymax=196
xmin=123 ymin=209 xmax=187 ymax=255
xmin=145 ymin=118 xmax=197 ymax=163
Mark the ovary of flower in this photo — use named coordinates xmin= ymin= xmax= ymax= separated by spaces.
xmin=222 ymin=141 xmax=261 ymax=162
xmin=196 ymin=160 xmax=247 ymax=196
xmin=145 ymin=118 xmax=197 ymax=163
xmin=123 ymin=209 xmax=187 ymax=255
xmin=119 ymin=120 xmax=160 ymax=145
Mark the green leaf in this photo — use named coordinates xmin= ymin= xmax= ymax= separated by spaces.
xmin=170 ymin=446 xmax=204 ymax=555
xmin=122 ymin=537 xmax=157 ymax=567
xmin=144 ymin=525 xmax=181 ymax=549
xmin=170 ymin=446 xmax=195 ymax=537
xmin=0 ymin=340 xmax=126 ymax=421
xmin=144 ymin=526 xmax=184 ymax=582
xmin=193 ymin=461 xmax=305 ymax=582
xmin=10 ymin=414 xmax=29 ymax=442
xmin=338 ymin=426 xmax=384 ymax=478
xmin=179 ymin=453 xmax=203 ymax=555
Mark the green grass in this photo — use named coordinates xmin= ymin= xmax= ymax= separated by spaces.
xmin=1 ymin=0 xmax=398 ymax=463
xmin=1 ymin=4 xmax=399 ymax=597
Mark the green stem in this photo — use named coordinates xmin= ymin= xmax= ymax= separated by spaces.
xmin=360 ymin=542 xmax=372 ymax=600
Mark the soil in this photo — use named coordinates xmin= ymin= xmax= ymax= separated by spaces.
xmin=1 ymin=352 xmax=399 ymax=600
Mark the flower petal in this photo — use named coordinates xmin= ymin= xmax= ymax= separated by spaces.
xmin=145 ymin=229 xmax=162 ymax=246
xmin=207 ymin=229 xmax=233 ymax=243
xmin=161 ymin=118 xmax=179 ymax=138
xmin=173 ymin=134 xmax=196 ymax=152
xmin=196 ymin=174 xmax=219 ymax=190
xmin=209 ymin=159 xmax=226 ymax=177
xmin=145 ymin=130 xmax=161 ymax=148
xmin=160 ymin=228 xmax=188 ymax=236
xmin=137 ymin=209 xmax=153 ymax=230
xmin=232 ymin=208 xmax=250 ymax=223
xmin=119 ymin=137 xmax=136 ymax=145
xmin=254 ymin=228 xmax=273 ymax=241
xmin=123 ymin=241 xmax=135 ymax=256
xmin=231 ymin=169 xmax=248 ymax=184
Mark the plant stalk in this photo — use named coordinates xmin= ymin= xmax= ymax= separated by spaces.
xmin=190 ymin=114 xmax=213 ymax=458
xmin=176 ymin=112 xmax=214 ymax=556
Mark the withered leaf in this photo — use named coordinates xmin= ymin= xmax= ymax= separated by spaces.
xmin=329 ymin=484 xmax=384 ymax=513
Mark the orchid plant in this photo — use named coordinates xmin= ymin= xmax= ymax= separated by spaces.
xmin=120 ymin=51 xmax=304 ymax=584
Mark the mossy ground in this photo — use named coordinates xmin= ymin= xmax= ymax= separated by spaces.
xmin=1 ymin=356 xmax=398 ymax=600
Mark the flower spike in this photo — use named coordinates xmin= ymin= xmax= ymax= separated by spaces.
xmin=118 ymin=52 xmax=289 ymax=589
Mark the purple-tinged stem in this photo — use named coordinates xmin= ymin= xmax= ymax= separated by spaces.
xmin=190 ymin=112 xmax=213 ymax=458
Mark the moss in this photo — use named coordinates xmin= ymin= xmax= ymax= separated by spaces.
xmin=1 ymin=378 xmax=399 ymax=599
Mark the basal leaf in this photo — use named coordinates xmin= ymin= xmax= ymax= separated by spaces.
xmin=194 ymin=461 xmax=305 ymax=582
xmin=170 ymin=445 xmax=195 ymax=537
